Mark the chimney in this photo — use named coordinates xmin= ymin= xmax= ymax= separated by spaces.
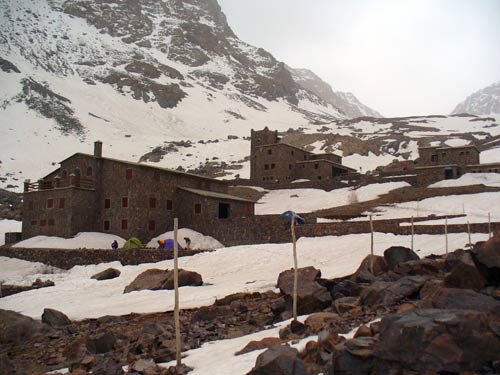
xmin=94 ymin=141 xmax=102 ymax=158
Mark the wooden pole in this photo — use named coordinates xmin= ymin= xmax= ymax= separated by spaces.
xmin=416 ymin=201 xmax=419 ymax=217
xmin=488 ymin=212 xmax=492 ymax=239
xmin=467 ymin=220 xmax=472 ymax=249
xmin=445 ymin=216 xmax=448 ymax=255
xmin=369 ymin=215 xmax=374 ymax=274
xmin=173 ymin=218 xmax=181 ymax=367
xmin=411 ymin=216 xmax=414 ymax=251
xmin=291 ymin=217 xmax=298 ymax=322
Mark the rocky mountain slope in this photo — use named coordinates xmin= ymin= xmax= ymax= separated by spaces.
xmin=452 ymin=80 xmax=500 ymax=116
xmin=289 ymin=67 xmax=382 ymax=118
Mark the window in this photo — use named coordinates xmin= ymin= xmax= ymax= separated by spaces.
xmin=314 ymin=164 xmax=319 ymax=169
xmin=466 ymin=151 xmax=470 ymax=155
xmin=31 ymin=220 xmax=37 ymax=226
xmin=122 ymin=197 xmax=128 ymax=208
xmin=264 ymin=164 xmax=269 ymax=170
xmin=40 ymin=219 xmax=47 ymax=226
xmin=104 ymin=198 xmax=111 ymax=209
xmin=166 ymin=200 xmax=173 ymax=210
xmin=154 ymin=171 xmax=160 ymax=181
xmin=291 ymin=151 xmax=294 ymax=156
xmin=47 ymin=199 xmax=54 ymax=209
xmin=194 ymin=203 xmax=202 ymax=214
xmin=267 ymin=149 xmax=272 ymax=155
xmin=149 ymin=197 xmax=157 ymax=209
xmin=74 ymin=167 xmax=81 ymax=176
xmin=86 ymin=166 xmax=93 ymax=177
xmin=304 ymin=155 xmax=308 ymax=160
xmin=289 ymin=164 xmax=292 ymax=170
xmin=246 ymin=203 xmax=253 ymax=216
xmin=218 ymin=203 xmax=230 ymax=219
xmin=148 ymin=220 xmax=155 ymax=231
xmin=126 ymin=168 xmax=133 ymax=180
xmin=48 ymin=219 xmax=55 ymax=226
xmin=318 ymin=176 xmax=322 ymax=180
xmin=59 ymin=198 xmax=65 ymax=209
xmin=271 ymin=163 xmax=275 ymax=169
xmin=121 ymin=219 xmax=128 ymax=230
xmin=431 ymin=155 xmax=438 ymax=162
xmin=103 ymin=221 xmax=110 ymax=231
xmin=28 ymin=201 xmax=33 ymax=210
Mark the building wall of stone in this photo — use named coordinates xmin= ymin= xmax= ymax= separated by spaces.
xmin=309 ymin=154 xmax=342 ymax=164
xmin=465 ymin=164 xmax=500 ymax=173
xmin=252 ymin=144 xmax=309 ymax=184
xmin=414 ymin=166 xmax=459 ymax=186
xmin=418 ymin=146 xmax=480 ymax=167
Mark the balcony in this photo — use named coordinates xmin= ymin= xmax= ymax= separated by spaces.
xmin=24 ymin=175 xmax=94 ymax=192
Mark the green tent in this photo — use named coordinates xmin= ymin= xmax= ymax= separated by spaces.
xmin=123 ymin=237 xmax=144 ymax=249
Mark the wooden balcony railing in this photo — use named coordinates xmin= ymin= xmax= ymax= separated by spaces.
xmin=24 ymin=176 xmax=94 ymax=192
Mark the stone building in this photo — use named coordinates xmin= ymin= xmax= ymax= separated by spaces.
xmin=22 ymin=142 xmax=255 ymax=243
xmin=414 ymin=144 xmax=500 ymax=185
xmin=250 ymin=127 xmax=356 ymax=184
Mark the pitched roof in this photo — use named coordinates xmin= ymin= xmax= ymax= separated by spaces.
xmin=178 ymin=187 xmax=256 ymax=203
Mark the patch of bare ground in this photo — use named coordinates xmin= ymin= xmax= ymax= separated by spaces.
xmin=314 ymin=184 xmax=500 ymax=219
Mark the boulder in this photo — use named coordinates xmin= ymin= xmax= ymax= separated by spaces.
xmin=394 ymin=258 xmax=444 ymax=276
xmin=92 ymin=358 xmax=124 ymax=375
xmin=236 ymin=337 xmax=282 ymax=355
xmin=86 ymin=332 xmax=116 ymax=354
xmin=333 ymin=296 xmax=359 ymax=314
xmin=42 ymin=308 xmax=72 ymax=327
xmin=373 ymin=309 xmax=500 ymax=373
xmin=330 ymin=279 xmax=362 ymax=299
xmin=351 ymin=255 xmax=387 ymax=283
xmin=428 ymin=287 xmax=500 ymax=317
xmin=304 ymin=312 xmax=341 ymax=334
xmin=277 ymin=267 xmax=331 ymax=314
xmin=91 ymin=268 xmax=121 ymax=281
xmin=0 ymin=309 xmax=54 ymax=346
xmin=443 ymin=261 xmax=486 ymax=291
xmin=124 ymin=268 xmax=202 ymax=293
xmin=471 ymin=234 xmax=500 ymax=285
xmin=360 ymin=275 xmax=429 ymax=306
xmin=246 ymin=344 xmax=308 ymax=375
xmin=383 ymin=246 xmax=419 ymax=270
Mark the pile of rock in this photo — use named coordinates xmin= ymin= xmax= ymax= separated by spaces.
xmin=248 ymin=234 xmax=500 ymax=374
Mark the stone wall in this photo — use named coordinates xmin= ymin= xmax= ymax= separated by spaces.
xmin=0 ymin=247 xmax=207 ymax=270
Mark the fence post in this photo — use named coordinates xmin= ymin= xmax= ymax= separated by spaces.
xmin=467 ymin=221 xmax=472 ymax=249
xmin=411 ymin=216 xmax=414 ymax=251
xmin=416 ymin=201 xmax=419 ymax=217
xmin=445 ymin=216 xmax=448 ymax=255
xmin=291 ymin=217 xmax=298 ymax=322
xmin=173 ymin=218 xmax=181 ymax=367
xmin=369 ymin=215 xmax=374 ymax=274
xmin=488 ymin=212 xmax=492 ymax=239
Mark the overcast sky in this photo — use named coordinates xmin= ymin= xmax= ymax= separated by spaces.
xmin=218 ymin=0 xmax=500 ymax=117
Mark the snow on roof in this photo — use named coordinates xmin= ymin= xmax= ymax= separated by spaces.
xmin=178 ymin=187 xmax=256 ymax=203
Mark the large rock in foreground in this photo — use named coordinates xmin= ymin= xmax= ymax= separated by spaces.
xmin=124 ymin=269 xmax=202 ymax=293
xmin=277 ymin=267 xmax=331 ymax=314
xmin=375 ymin=309 xmax=500 ymax=373
xmin=472 ymin=234 xmax=500 ymax=285
xmin=384 ymin=246 xmax=419 ymax=270
xmin=246 ymin=344 xmax=308 ymax=375
xmin=91 ymin=268 xmax=121 ymax=281
xmin=0 ymin=309 xmax=54 ymax=346
xmin=42 ymin=308 xmax=72 ymax=327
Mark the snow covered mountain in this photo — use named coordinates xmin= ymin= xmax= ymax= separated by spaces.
xmin=288 ymin=67 xmax=382 ymax=118
xmin=452 ymin=81 xmax=500 ymax=116
xmin=0 ymin=0 xmax=499 ymax=192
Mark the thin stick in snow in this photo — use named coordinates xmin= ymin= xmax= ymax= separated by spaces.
xmin=291 ymin=217 xmax=298 ymax=322
xmin=445 ymin=216 xmax=448 ymax=255
xmin=369 ymin=215 xmax=374 ymax=274
xmin=173 ymin=218 xmax=181 ymax=367
xmin=467 ymin=220 xmax=472 ymax=249
xmin=411 ymin=216 xmax=414 ymax=251
xmin=488 ymin=212 xmax=492 ymax=239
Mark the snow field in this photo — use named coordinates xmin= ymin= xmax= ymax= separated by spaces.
xmin=0 ymin=231 xmax=489 ymax=320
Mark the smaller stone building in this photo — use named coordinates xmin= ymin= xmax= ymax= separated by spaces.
xmin=250 ymin=127 xmax=356 ymax=184
xmin=22 ymin=142 xmax=255 ymax=243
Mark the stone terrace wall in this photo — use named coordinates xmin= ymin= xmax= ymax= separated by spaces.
xmin=0 ymin=247 xmax=207 ymax=270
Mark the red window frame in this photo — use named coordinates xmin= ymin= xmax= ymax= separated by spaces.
xmin=31 ymin=220 xmax=37 ymax=226
xmin=104 ymin=198 xmax=111 ymax=209
xmin=47 ymin=198 xmax=54 ymax=209
xmin=148 ymin=220 xmax=155 ymax=231
xmin=166 ymin=200 xmax=173 ymax=210
xmin=194 ymin=203 xmax=201 ymax=214
xmin=122 ymin=197 xmax=128 ymax=208
xmin=126 ymin=168 xmax=133 ymax=180
xmin=246 ymin=203 xmax=253 ymax=216
xmin=48 ymin=219 xmax=55 ymax=226
xmin=86 ymin=166 xmax=93 ymax=177
xmin=59 ymin=198 xmax=65 ymax=209
xmin=121 ymin=219 xmax=128 ymax=230
xmin=149 ymin=197 xmax=156 ymax=209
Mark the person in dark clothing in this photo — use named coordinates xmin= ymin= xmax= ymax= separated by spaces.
xmin=184 ymin=237 xmax=191 ymax=249
xmin=111 ymin=240 xmax=118 ymax=250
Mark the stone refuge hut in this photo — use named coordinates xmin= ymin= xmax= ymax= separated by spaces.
xmin=250 ymin=127 xmax=357 ymax=185
xmin=21 ymin=142 xmax=255 ymax=243
xmin=413 ymin=144 xmax=500 ymax=185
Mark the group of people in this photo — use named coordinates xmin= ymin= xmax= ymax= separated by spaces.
xmin=110 ymin=237 xmax=191 ymax=250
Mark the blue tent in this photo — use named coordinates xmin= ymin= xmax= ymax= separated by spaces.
xmin=164 ymin=239 xmax=183 ymax=250
xmin=280 ymin=211 xmax=305 ymax=225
